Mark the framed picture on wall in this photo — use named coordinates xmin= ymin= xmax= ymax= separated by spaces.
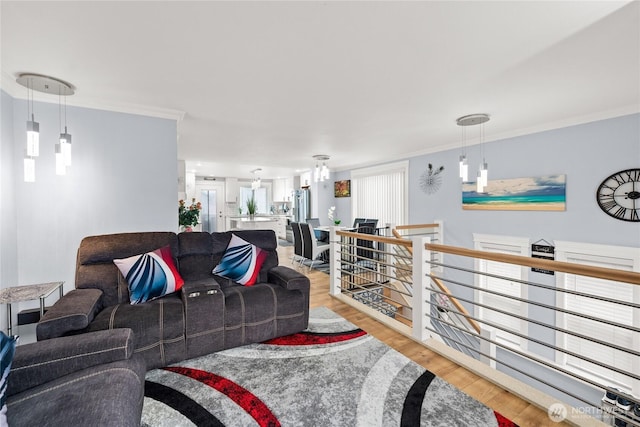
xmin=334 ymin=180 xmax=351 ymax=198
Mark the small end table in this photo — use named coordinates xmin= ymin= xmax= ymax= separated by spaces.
xmin=0 ymin=281 xmax=64 ymax=335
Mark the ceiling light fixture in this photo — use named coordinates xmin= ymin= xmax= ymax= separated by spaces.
xmin=312 ymin=155 xmax=330 ymax=182
xmin=16 ymin=73 xmax=75 ymax=182
xmin=456 ymin=114 xmax=490 ymax=192
xmin=250 ymin=168 xmax=262 ymax=190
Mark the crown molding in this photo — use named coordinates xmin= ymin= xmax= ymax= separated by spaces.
xmin=1 ymin=71 xmax=185 ymax=122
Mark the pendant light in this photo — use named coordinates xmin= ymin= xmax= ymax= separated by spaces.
xmin=55 ymin=92 xmax=70 ymax=175
xmin=16 ymin=73 xmax=75 ymax=182
xmin=312 ymin=154 xmax=330 ymax=182
xmin=250 ymin=168 xmax=262 ymax=190
xmin=24 ymin=157 xmax=35 ymax=182
xmin=59 ymin=92 xmax=72 ymax=168
xmin=456 ymin=114 xmax=490 ymax=192
xmin=25 ymin=77 xmax=39 ymax=158
xmin=458 ymin=125 xmax=468 ymax=182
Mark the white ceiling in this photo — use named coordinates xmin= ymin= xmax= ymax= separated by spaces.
xmin=2 ymin=1 xmax=639 ymax=179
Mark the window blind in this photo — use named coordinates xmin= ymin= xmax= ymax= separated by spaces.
xmin=351 ymin=162 xmax=407 ymax=227
xmin=555 ymin=241 xmax=639 ymax=394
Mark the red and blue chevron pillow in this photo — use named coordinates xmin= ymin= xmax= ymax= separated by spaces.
xmin=114 ymin=246 xmax=184 ymax=304
xmin=0 ymin=332 xmax=17 ymax=427
xmin=212 ymin=234 xmax=268 ymax=286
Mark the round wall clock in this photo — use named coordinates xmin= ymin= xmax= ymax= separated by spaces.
xmin=596 ymin=168 xmax=640 ymax=222
xmin=420 ymin=163 xmax=444 ymax=194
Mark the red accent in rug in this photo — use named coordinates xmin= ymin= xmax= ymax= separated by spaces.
xmin=264 ymin=329 xmax=367 ymax=345
xmin=164 ymin=366 xmax=281 ymax=427
xmin=494 ymin=411 xmax=519 ymax=427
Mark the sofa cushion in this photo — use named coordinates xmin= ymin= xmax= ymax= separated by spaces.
xmin=212 ymin=234 xmax=268 ymax=286
xmin=7 ymin=356 xmax=145 ymax=427
xmin=76 ymin=232 xmax=179 ymax=307
xmin=114 ymin=246 xmax=184 ymax=304
xmin=222 ymin=283 xmax=306 ymax=348
xmin=0 ymin=332 xmax=17 ymax=427
xmin=176 ymin=232 xmax=215 ymax=280
xmin=87 ymin=296 xmax=185 ymax=369
xmin=10 ymin=329 xmax=136 ymax=397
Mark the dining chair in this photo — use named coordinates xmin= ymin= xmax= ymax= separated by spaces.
xmin=355 ymin=220 xmax=378 ymax=260
xmin=306 ymin=218 xmax=326 ymax=241
xmin=290 ymin=222 xmax=305 ymax=266
xmin=299 ymin=222 xmax=330 ymax=271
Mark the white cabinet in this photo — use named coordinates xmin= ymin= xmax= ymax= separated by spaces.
xmin=225 ymin=178 xmax=238 ymax=203
xmin=275 ymin=216 xmax=288 ymax=239
xmin=273 ymin=177 xmax=293 ymax=202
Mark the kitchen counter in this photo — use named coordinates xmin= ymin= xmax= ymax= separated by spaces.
xmin=227 ymin=216 xmax=291 ymax=239
xmin=228 ymin=216 xmax=280 ymax=232
xmin=229 ymin=217 xmax=279 ymax=223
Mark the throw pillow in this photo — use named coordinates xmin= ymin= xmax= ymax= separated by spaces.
xmin=0 ymin=332 xmax=17 ymax=427
xmin=212 ymin=234 xmax=268 ymax=286
xmin=114 ymin=245 xmax=184 ymax=304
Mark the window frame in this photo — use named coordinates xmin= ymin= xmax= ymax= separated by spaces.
xmin=554 ymin=240 xmax=640 ymax=395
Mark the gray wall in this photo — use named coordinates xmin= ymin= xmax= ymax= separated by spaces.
xmin=408 ymin=113 xmax=639 ymax=250
xmin=325 ymin=113 xmax=639 ymax=247
xmin=1 ymin=90 xmax=178 ymax=328
xmin=323 ymin=112 xmax=640 ymax=407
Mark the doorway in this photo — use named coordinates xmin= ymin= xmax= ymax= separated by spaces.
xmin=195 ymin=181 xmax=225 ymax=232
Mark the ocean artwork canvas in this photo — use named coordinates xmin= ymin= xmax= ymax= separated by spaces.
xmin=462 ymin=175 xmax=566 ymax=211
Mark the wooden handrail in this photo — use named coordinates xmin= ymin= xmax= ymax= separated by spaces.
xmin=426 ymin=243 xmax=640 ymax=286
xmin=430 ymin=276 xmax=482 ymax=334
xmin=336 ymin=230 xmax=412 ymax=248
xmin=395 ymin=223 xmax=439 ymax=230
xmin=391 ymin=227 xmax=480 ymax=334
xmin=392 ymin=228 xmax=413 ymax=253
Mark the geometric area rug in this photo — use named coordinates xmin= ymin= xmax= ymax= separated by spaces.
xmin=142 ymin=307 xmax=518 ymax=427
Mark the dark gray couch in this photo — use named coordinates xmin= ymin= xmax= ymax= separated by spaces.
xmin=37 ymin=230 xmax=310 ymax=369
xmin=7 ymin=328 xmax=145 ymax=427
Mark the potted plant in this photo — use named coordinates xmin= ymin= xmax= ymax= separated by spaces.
xmin=178 ymin=198 xmax=201 ymax=232
xmin=328 ymin=206 xmax=341 ymax=225
xmin=246 ymin=195 xmax=257 ymax=219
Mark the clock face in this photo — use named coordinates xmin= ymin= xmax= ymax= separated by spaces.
xmin=596 ymin=168 xmax=640 ymax=222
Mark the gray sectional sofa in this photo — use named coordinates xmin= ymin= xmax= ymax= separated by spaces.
xmin=7 ymin=328 xmax=144 ymax=427
xmin=37 ymin=229 xmax=310 ymax=370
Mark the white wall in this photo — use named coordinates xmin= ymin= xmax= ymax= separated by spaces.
xmin=1 ymin=91 xmax=18 ymax=292
xmin=1 ymin=90 xmax=178 ymax=327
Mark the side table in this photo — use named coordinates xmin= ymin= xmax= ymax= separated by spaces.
xmin=0 ymin=281 xmax=64 ymax=335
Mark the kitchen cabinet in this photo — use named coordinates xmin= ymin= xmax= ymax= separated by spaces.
xmin=225 ymin=178 xmax=238 ymax=203
xmin=275 ymin=216 xmax=289 ymax=239
xmin=273 ymin=177 xmax=293 ymax=202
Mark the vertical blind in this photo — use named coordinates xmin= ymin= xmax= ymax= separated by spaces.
xmin=351 ymin=162 xmax=408 ymax=227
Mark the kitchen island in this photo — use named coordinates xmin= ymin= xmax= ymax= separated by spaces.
xmin=227 ymin=215 xmax=291 ymax=239
xmin=229 ymin=216 xmax=279 ymax=231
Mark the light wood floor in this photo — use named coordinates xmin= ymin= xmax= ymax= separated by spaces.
xmin=278 ymin=244 xmax=565 ymax=427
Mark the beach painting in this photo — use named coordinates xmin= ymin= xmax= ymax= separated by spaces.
xmin=462 ymin=175 xmax=566 ymax=211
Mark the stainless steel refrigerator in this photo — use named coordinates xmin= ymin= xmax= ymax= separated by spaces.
xmin=293 ymin=189 xmax=310 ymax=223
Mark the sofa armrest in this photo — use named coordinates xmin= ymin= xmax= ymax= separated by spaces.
xmin=268 ymin=266 xmax=310 ymax=293
xmin=8 ymin=328 xmax=136 ymax=396
xmin=36 ymin=288 xmax=104 ymax=340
